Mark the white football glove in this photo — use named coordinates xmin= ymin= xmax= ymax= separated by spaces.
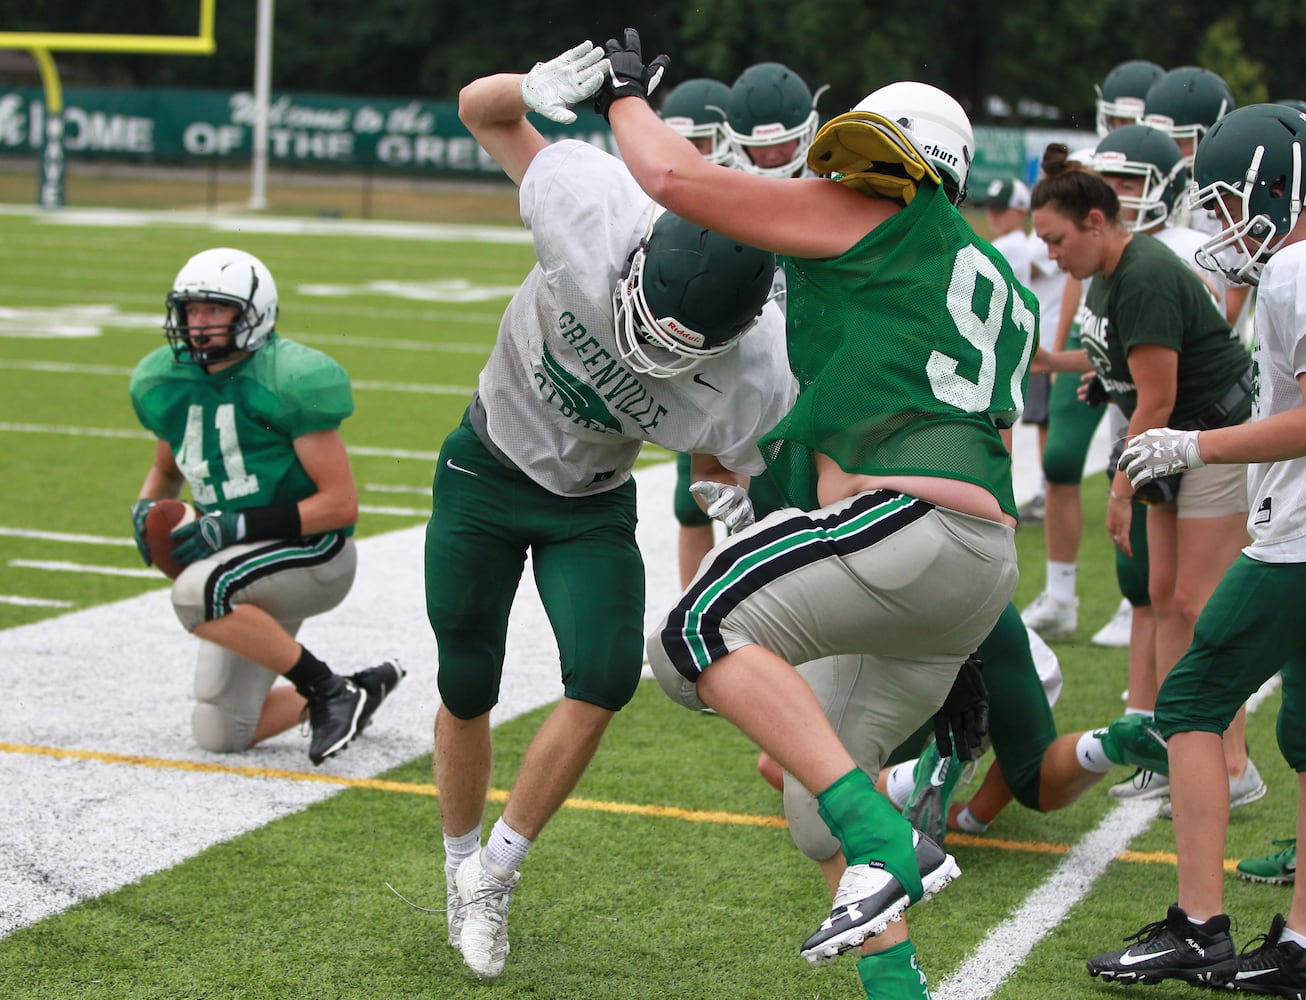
xmin=690 ymin=481 xmax=755 ymax=534
xmin=521 ymin=41 xmax=607 ymax=124
xmin=1119 ymin=427 xmax=1205 ymax=488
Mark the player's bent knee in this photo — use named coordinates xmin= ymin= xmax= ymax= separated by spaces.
xmin=171 ymin=566 xmax=211 ymax=632
xmin=191 ymin=701 xmax=255 ymax=753
xmin=647 ymin=633 xmax=708 ymax=711
xmin=784 ymin=785 xmax=840 ymax=861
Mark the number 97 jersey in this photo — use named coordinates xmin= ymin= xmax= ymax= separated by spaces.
xmin=129 ymin=336 xmax=354 ymax=516
xmin=764 ymin=182 xmax=1037 ymax=516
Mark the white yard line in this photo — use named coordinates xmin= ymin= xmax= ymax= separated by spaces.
xmin=934 ymin=800 xmax=1162 ymax=1000
xmin=9 ymin=558 xmax=160 ymax=578
xmin=0 ymin=526 xmax=134 ymax=546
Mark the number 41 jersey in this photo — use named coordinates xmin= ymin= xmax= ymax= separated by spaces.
xmin=129 ymin=335 xmax=354 ymax=518
xmin=763 ymin=182 xmax=1038 ymax=516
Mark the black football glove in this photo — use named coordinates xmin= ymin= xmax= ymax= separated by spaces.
xmin=594 ymin=27 xmax=670 ymax=122
xmin=933 ymin=652 xmax=989 ymax=763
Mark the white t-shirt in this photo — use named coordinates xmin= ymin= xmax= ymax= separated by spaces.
xmin=477 ymin=140 xmax=797 ymax=497
xmin=1241 ymin=240 xmax=1306 ymax=561
xmin=990 ymin=229 xmax=1032 ymax=288
xmin=1025 ymin=232 xmax=1067 ymax=349
xmin=1154 ymin=223 xmax=1227 ymax=315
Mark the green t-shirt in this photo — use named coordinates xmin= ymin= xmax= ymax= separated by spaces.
xmin=1081 ymin=233 xmax=1250 ymax=425
xmin=130 ymin=335 xmax=355 ymax=526
xmin=761 ymin=183 xmax=1038 ymax=517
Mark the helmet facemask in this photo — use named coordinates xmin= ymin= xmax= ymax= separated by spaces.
xmin=1190 ymin=141 xmax=1303 ymax=286
xmin=1094 ymin=155 xmax=1180 ymax=232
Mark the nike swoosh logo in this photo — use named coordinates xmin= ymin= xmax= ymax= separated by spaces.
xmin=446 ymin=459 xmax=480 ymax=477
xmin=1117 ymin=949 xmax=1175 ymax=966
xmin=692 ymin=372 xmax=722 ymax=393
xmin=1236 ymin=968 xmax=1280 ymax=979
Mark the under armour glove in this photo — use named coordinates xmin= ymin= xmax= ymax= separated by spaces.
xmin=521 ymin=40 xmax=607 ymax=124
xmin=170 ymin=510 xmax=245 ymax=568
xmin=1119 ymin=427 xmax=1205 ymax=489
xmin=934 ymin=653 xmax=989 ymax=763
xmin=593 ymin=27 xmax=670 ymax=122
xmin=689 ymin=480 xmax=755 ymax=534
xmin=130 ymin=499 xmax=156 ymax=566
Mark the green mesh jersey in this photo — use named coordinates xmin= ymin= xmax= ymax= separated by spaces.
xmin=130 ymin=336 xmax=355 ymax=526
xmin=761 ymin=183 xmax=1037 ymax=516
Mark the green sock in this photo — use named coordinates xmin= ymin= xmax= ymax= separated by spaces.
xmin=817 ymin=768 xmax=923 ymax=900
xmin=857 ymin=940 xmax=932 ymax=1000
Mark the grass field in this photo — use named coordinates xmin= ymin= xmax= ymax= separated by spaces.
xmin=0 ymin=188 xmax=1296 ymax=1000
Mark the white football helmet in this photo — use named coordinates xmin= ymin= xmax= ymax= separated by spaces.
xmin=164 ymin=247 xmax=279 ymax=364
xmin=855 ymin=81 xmax=974 ymax=205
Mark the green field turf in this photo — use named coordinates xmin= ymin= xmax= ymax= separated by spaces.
xmin=0 ymin=206 xmax=1294 ymax=1000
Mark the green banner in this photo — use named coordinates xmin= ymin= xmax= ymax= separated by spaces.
xmin=0 ymin=85 xmax=1092 ymax=182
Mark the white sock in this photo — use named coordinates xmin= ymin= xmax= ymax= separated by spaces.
xmin=1123 ymin=706 xmax=1151 ymax=716
xmin=1076 ymin=730 xmax=1115 ymax=773
xmin=1046 ymin=561 xmax=1078 ymax=604
xmin=1282 ymin=925 xmax=1306 ymax=948
xmin=485 ymin=817 xmax=532 ymax=878
xmin=444 ymin=825 xmax=482 ymax=880
xmin=955 ymin=805 xmax=991 ymax=833
xmin=884 ymin=760 xmax=917 ymax=809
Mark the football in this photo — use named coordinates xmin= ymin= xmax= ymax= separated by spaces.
xmin=144 ymin=499 xmax=197 ymax=579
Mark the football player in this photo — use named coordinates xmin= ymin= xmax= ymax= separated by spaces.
xmin=129 ymin=248 xmax=403 ymax=766
xmin=1089 ymin=102 xmax=1306 ymax=993
xmin=434 ymin=41 xmax=795 ymax=981
xmin=723 ymin=60 xmax=823 ymax=177
xmin=1095 ymin=58 xmax=1165 ymax=136
xmin=604 ymin=29 xmax=1033 ymax=999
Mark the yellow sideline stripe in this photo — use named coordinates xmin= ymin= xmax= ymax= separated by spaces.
xmin=0 ymin=741 xmax=1239 ymax=870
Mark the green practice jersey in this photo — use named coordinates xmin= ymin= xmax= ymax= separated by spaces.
xmin=130 ymin=335 xmax=354 ymax=520
xmin=763 ymin=183 xmax=1037 ymax=516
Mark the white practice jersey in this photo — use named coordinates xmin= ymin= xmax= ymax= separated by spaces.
xmin=1154 ymin=223 xmax=1226 ymax=314
xmin=1243 ymin=241 xmax=1306 ymax=561
xmin=477 ymin=140 xmax=796 ymax=497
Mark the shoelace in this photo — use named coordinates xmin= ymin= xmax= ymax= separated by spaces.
xmin=1123 ymin=917 xmax=1169 ymax=946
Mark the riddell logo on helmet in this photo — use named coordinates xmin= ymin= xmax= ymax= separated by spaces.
xmin=920 ymin=142 xmax=958 ymax=167
xmin=750 ymin=123 xmax=787 ymax=139
xmin=664 ymin=318 xmax=706 ymax=348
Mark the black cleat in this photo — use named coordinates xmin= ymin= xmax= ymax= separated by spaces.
xmin=1086 ymin=904 xmax=1236 ymax=987
xmin=350 ymin=660 xmax=405 ymax=733
xmin=1225 ymin=913 xmax=1306 ymax=997
xmin=305 ymin=675 xmax=367 ymax=766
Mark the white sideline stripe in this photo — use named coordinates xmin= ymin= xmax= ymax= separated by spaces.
xmin=0 ymin=594 xmax=74 ymax=608
xmin=0 ymin=526 xmax=135 ymax=547
xmin=0 ymin=359 xmax=475 ymax=397
xmin=363 ymin=483 xmax=432 ymax=496
xmin=10 ymin=559 xmax=160 ymax=579
xmin=0 ymin=203 xmax=535 ymax=245
xmin=934 ymin=800 xmax=1162 ymax=1000
xmin=0 ymin=422 xmax=440 ymax=461
xmin=0 ymin=421 xmax=152 ymax=441
xmin=359 ymin=504 xmax=428 ymax=517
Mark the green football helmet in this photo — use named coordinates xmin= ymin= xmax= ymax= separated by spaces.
xmin=1142 ymin=66 xmax=1235 ymax=162
xmin=1189 ymin=103 xmax=1306 ymax=285
xmin=613 ymin=211 xmax=776 ymax=378
xmin=660 ymin=78 xmax=732 ymax=164
xmin=1096 ymin=59 xmax=1165 ymax=137
xmin=724 ymin=62 xmax=821 ymax=177
xmin=1091 ymin=123 xmax=1189 ymax=231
